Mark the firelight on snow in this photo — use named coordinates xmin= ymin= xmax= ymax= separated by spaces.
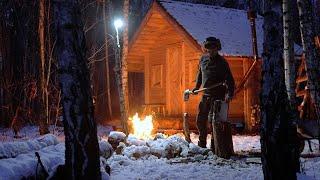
xmin=129 ymin=113 xmax=153 ymax=140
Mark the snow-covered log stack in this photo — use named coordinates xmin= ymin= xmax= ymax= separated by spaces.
xmin=99 ymin=139 xmax=114 ymax=159
xmin=107 ymin=132 xmax=211 ymax=160
xmin=108 ymin=131 xmax=126 ymax=150
xmin=0 ymin=134 xmax=59 ymax=159
xmin=0 ymin=143 xmax=65 ymax=179
xmin=0 ymin=139 xmax=114 ymax=179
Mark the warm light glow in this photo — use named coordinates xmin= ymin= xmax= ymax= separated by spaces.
xmin=129 ymin=113 xmax=153 ymax=140
xmin=114 ymin=19 xmax=124 ymax=29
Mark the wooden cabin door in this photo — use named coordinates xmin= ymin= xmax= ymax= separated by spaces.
xmin=166 ymin=45 xmax=182 ymax=116
xmin=128 ymin=72 xmax=144 ymax=115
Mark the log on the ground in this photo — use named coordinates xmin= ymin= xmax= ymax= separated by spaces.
xmin=107 ymin=131 xmax=126 ymax=150
xmin=212 ymin=121 xmax=234 ymax=159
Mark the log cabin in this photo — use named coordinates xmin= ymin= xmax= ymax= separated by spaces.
xmin=126 ymin=0 xmax=265 ymax=132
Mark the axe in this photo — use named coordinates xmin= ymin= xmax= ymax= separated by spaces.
xmin=183 ymin=82 xmax=225 ymax=102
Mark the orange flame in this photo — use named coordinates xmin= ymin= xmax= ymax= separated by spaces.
xmin=129 ymin=113 xmax=153 ymax=140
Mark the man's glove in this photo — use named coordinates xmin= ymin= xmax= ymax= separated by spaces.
xmin=191 ymin=88 xmax=199 ymax=95
xmin=225 ymin=94 xmax=233 ymax=103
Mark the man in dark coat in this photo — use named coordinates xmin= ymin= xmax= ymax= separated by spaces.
xmin=193 ymin=36 xmax=235 ymax=148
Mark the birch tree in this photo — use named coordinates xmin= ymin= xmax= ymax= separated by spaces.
xmin=260 ymin=1 xmax=300 ymax=179
xmin=283 ymin=0 xmax=297 ymax=108
xmin=121 ymin=0 xmax=130 ymax=133
xmin=113 ymin=0 xmax=129 ymax=135
xmin=297 ymin=0 xmax=320 ymax=119
xmin=54 ymin=0 xmax=101 ymax=179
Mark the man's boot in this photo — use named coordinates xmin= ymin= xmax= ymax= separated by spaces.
xmin=210 ymin=138 xmax=215 ymax=152
xmin=198 ymin=140 xmax=207 ymax=148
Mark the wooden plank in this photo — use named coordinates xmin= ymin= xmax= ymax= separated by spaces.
xmin=147 ymin=20 xmax=168 ymax=26
xmin=296 ymin=76 xmax=308 ymax=83
xmin=182 ymin=42 xmax=186 ymax=113
xmin=128 ymin=63 xmax=144 ymax=72
xmin=128 ymin=50 xmax=150 ymax=57
xmin=134 ymin=41 xmax=157 ymax=46
xmin=135 ymin=35 xmax=159 ymax=41
xmin=296 ymin=89 xmax=307 ymax=97
xmin=188 ymin=60 xmax=198 ymax=84
xmin=145 ymin=54 xmax=150 ymax=104
xmin=127 ymin=57 xmax=144 ymax=62
xmin=226 ymin=59 xmax=244 ymax=67
xmin=148 ymin=47 xmax=166 ymax=104
xmin=151 ymin=12 xmax=163 ymax=18
xmin=149 ymin=89 xmax=165 ymax=104
xmin=242 ymin=58 xmax=259 ymax=132
xmin=166 ymin=44 xmax=183 ymax=116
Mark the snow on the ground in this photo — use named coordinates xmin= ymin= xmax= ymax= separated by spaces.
xmin=300 ymin=157 xmax=320 ymax=179
xmin=189 ymin=132 xmax=261 ymax=152
xmin=0 ymin=126 xmax=320 ymax=180
xmin=108 ymin=154 xmax=262 ymax=180
xmin=108 ymin=133 xmax=263 ymax=180
xmin=107 ymin=132 xmax=319 ymax=180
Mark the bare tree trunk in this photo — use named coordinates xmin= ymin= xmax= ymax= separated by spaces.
xmin=297 ymin=0 xmax=320 ymax=119
xmin=54 ymin=1 xmax=101 ymax=179
xmin=38 ymin=0 xmax=49 ymax=134
xmin=114 ymin=47 xmax=129 ymax=134
xmin=122 ymin=0 xmax=130 ymax=128
xmin=283 ymin=0 xmax=298 ymax=107
xmin=260 ymin=1 xmax=300 ymax=179
xmin=103 ymin=0 xmax=113 ymax=120
xmin=114 ymin=0 xmax=130 ymax=135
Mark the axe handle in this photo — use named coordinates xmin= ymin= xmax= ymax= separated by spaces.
xmin=193 ymin=88 xmax=208 ymax=93
xmin=193 ymin=82 xmax=225 ymax=93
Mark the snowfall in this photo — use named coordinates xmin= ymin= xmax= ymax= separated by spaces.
xmin=0 ymin=125 xmax=319 ymax=180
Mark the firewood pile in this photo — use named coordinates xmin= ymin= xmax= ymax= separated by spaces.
xmin=107 ymin=131 xmax=212 ymax=160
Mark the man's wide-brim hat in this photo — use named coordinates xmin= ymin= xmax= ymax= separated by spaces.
xmin=203 ymin=36 xmax=222 ymax=50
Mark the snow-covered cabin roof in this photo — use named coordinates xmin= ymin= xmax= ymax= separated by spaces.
xmin=158 ymin=0 xmax=264 ymax=56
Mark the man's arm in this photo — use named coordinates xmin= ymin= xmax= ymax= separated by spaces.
xmin=195 ymin=64 xmax=202 ymax=89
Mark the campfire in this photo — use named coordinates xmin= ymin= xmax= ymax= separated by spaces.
xmin=129 ymin=113 xmax=154 ymax=140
